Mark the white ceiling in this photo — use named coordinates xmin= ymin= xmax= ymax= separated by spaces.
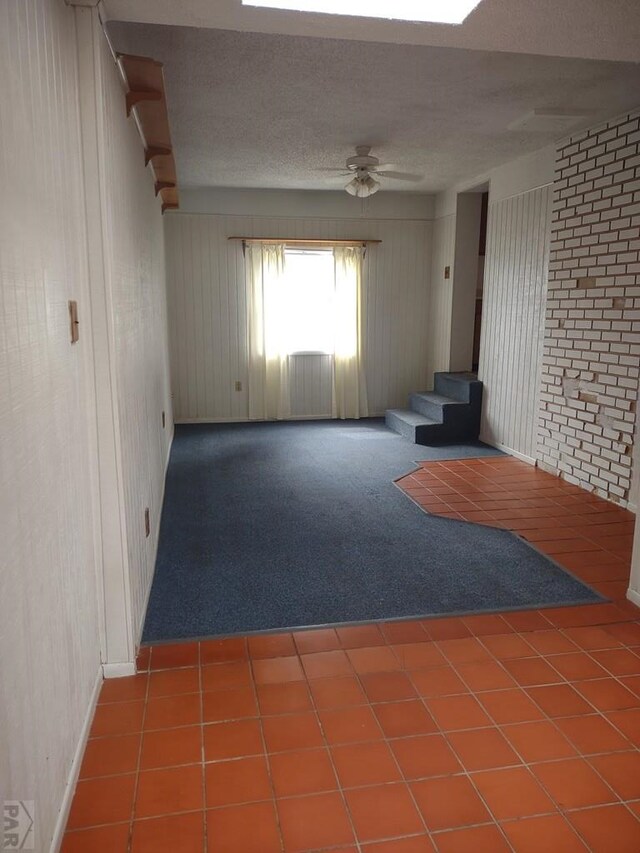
xmin=106 ymin=19 xmax=640 ymax=193
xmin=103 ymin=0 xmax=640 ymax=63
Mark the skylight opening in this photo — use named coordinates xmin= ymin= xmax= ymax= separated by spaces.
xmin=241 ymin=0 xmax=481 ymax=25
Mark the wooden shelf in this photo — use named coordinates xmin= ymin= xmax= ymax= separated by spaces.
xmin=117 ymin=53 xmax=179 ymax=214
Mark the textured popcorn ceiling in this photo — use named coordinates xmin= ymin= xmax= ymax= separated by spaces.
xmin=107 ymin=22 xmax=640 ymax=192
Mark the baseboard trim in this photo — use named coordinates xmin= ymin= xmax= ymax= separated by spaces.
xmin=49 ymin=667 xmax=102 ymax=853
xmin=176 ymin=417 xmax=248 ymax=424
xmin=627 ymin=588 xmax=640 ymax=608
xmin=175 ymin=414 xmax=386 ymax=424
xmin=102 ymin=661 xmax=136 ymax=679
xmin=490 ymin=441 xmax=537 ymax=466
xmin=175 ymin=416 xmax=331 ymax=424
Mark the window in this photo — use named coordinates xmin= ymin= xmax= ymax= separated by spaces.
xmin=242 ymin=1 xmax=482 ymax=25
xmin=282 ymin=248 xmax=335 ymax=354
xmin=245 ymin=242 xmax=367 ymax=419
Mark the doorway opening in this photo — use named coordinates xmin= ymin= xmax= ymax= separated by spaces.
xmin=450 ymin=185 xmax=489 ymax=373
xmin=473 ymin=191 xmax=489 ymax=371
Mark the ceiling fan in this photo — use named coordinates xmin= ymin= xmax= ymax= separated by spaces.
xmin=324 ymin=146 xmax=423 ymax=198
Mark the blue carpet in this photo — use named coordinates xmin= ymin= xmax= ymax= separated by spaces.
xmin=142 ymin=420 xmax=602 ymax=642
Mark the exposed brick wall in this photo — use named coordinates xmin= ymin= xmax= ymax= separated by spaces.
xmin=538 ymin=110 xmax=640 ymax=506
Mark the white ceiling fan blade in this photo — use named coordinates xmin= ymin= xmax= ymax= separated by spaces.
xmin=377 ymin=170 xmax=424 ymax=182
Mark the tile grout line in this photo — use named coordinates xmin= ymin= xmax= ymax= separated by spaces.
xmin=345 ymin=644 xmax=438 ymax=849
xmin=127 ymin=649 xmax=151 ymax=853
xmin=418 ymin=639 xmax=568 ymax=850
xmin=197 ymin=642 xmax=207 ymax=853
xmin=475 ymin=628 xmax=640 ymax=843
xmin=247 ymin=647 xmax=287 ymax=853
xmin=450 ymin=635 xmax=621 ymax=850
xmin=64 ymin=622 xmax=640 ymax=847
xmin=300 ymin=653 xmax=366 ymax=853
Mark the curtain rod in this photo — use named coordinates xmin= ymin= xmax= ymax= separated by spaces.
xmin=228 ymin=237 xmax=381 ymax=246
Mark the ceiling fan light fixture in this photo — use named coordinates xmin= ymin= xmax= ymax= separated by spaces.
xmin=365 ymin=175 xmax=380 ymax=195
xmin=345 ymin=174 xmax=380 ymax=198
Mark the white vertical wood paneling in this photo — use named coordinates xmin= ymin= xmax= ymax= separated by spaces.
xmin=96 ymin=22 xmax=173 ymax=642
xmin=631 ymin=400 xmax=640 ymax=595
xmin=0 ymin=1 xmax=101 ymax=848
xmin=427 ymin=214 xmax=456 ymax=379
xmin=165 ymin=213 xmax=432 ymax=420
xmin=0 ymin=4 xmax=174 ymax=847
xmin=478 ymin=185 xmax=552 ymax=460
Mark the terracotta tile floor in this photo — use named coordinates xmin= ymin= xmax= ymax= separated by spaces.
xmin=396 ymin=456 xmax=635 ymax=606
xmin=62 ymin=458 xmax=640 ymax=852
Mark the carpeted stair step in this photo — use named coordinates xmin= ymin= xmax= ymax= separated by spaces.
xmin=434 ymin=371 xmax=483 ymax=405
xmin=386 ymin=372 xmax=484 ymax=445
xmin=385 ymin=409 xmax=446 ymax=444
xmin=409 ymin=392 xmax=466 ymax=422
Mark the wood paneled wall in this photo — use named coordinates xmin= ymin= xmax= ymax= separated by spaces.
xmin=165 ymin=213 xmax=433 ymax=420
xmin=0 ymin=1 xmax=101 ymax=848
xmin=478 ymin=185 xmax=553 ymax=461
xmin=96 ymin=25 xmax=173 ymax=643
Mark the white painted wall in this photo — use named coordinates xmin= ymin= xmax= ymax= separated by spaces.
xmin=181 ymin=187 xmax=435 ymax=220
xmin=479 ymin=184 xmax=553 ymax=461
xmin=630 ymin=514 xmax=640 ymax=607
xmin=630 ymin=379 xmax=640 ymax=604
xmin=94 ymin=18 xmax=174 ymax=646
xmin=0 ymin=3 xmax=173 ymax=849
xmin=632 ymin=416 xmax=640 ymax=512
xmin=75 ymin=5 xmax=173 ymax=670
xmin=630 ymin=384 xmax=640 ymax=605
xmin=433 ymin=146 xmax=555 ymax=217
xmin=76 ymin=7 xmax=133 ymax=672
xmin=488 ymin=147 xmax=556 ymax=205
xmin=427 ymin=213 xmax=456 ymax=378
xmin=165 ymin=205 xmax=433 ymax=420
xmin=0 ymin=1 xmax=101 ymax=850
xmin=427 ymin=147 xmax=554 ymax=454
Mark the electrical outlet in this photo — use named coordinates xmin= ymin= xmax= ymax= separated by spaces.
xmin=144 ymin=508 xmax=150 ymax=538
xmin=444 ymin=266 xmax=451 ymax=280
xmin=235 ymin=381 xmax=242 ymax=392
xmin=162 ymin=410 xmax=165 ymax=428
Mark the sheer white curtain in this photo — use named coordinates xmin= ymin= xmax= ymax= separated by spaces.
xmin=332 ymin=246 xmax=368 ymax=419
xmin=245 ymin=243 xmax=291 ymax=420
